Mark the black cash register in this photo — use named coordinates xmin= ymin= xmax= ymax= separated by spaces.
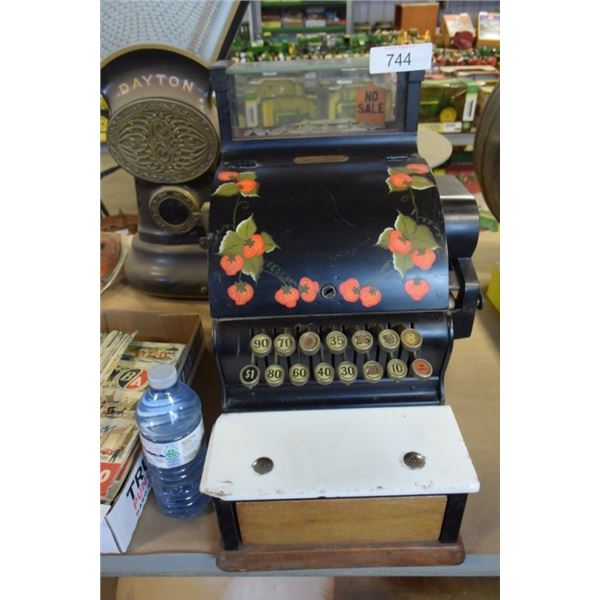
xmin=200 ymin=58 xmax=481 ymax=571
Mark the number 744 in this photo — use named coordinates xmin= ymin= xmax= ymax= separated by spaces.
xmin=387 ymin=53 xmax=412 ymax=67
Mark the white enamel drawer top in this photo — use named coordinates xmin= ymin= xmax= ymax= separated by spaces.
xmin=200 ymin=405 xmax=480 ymax=501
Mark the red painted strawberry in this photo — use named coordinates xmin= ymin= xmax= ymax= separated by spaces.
xmin=404 ymin=278 xmax=430 ymax=301
xmin=220 ymin=254 xmax=244 ymax=276
xmin=275 ymin=285 xmax=300 ymax=308
xmin=388 ymin=230 xmax=412 ymax=254
xmin=217 ymin=170 xmax=239 ymax=182
xmin=406 ymin=163 xmax=429 ymax=175
xmin=389 ymin=172 xmax=413 ymax=189
xmin=360 ymin=285 xmax=382 ymax=308
xmin=237 ymin=179 xmax=257 ymax=195
xmin=227 ymin=281 xmax=254 ymax=306
xmin=242 ymin=234 xmax=266 ymax=258
xmin=339 ymin=278 xmax=361 ymax=302
xmin=299 ymin=276 xmax=319 ymax=303
xmin=411 ymin=248 xmax=436 ymax=270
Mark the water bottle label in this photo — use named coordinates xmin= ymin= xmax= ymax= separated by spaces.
xmin=140 ymin=422 xmax=204 ymax=469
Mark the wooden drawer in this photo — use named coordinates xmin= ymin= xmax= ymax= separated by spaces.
xmin=237 ymin=495 xmax=447 ymax=546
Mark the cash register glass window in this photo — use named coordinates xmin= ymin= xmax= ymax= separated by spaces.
xmin=226 ymin=59 xmax=404 ymax=140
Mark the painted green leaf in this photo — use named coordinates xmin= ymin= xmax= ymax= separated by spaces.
xmin=212 ymin=182 xmax=239 ymax=197
xmin=375 ymin=227 xmax=394 ymax=249
xmin=387 ymin=167 xmax=409 ymax=175
xmin=409 ymin=175 xmax=435 ymax=190
xmin=412 ymin=224 xmax=440 ymax=251
xmin=219 ymin=230 xmax=245 ymax=257
xmin=240 ymin=182 xmax=260 ymax=197
xmin=237 ymin=171 xmax=257 ymax=181
xmin=241 ymin=255 xmax=264 ymax=282
xmin=261 ymin=231 xmax=279 ymax=253
xmin=393 ymin=252 xmax=414 ymax=277
xmin=236 ymin=215 xmax=257 ymax=239
xmin=394 ymin=213 xmax=417 ymax=236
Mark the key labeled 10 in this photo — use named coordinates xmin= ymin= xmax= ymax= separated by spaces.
xmin=369 ymin=43 xmax=433 ymax=74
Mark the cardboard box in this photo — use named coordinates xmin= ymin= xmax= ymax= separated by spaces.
xmin=419 ymin=78 xmax=480 ymax=133
xmin=100 ymin=448 xmax=151 ymax=553
xmin=100 ymin=309 xmax=205 ymax=552
xmin=101 ymin=309 xmax=204 ymax=386
xmin=395 ymin=2 xmax=439 ymax=35
xmin=477 ymin=12 xmax=500 ymax=49
xmin=441 ymin=13 xmax=475 ymax=47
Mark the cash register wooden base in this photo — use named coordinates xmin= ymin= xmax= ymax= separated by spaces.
xmin=217 ymin=538 xmax=465 ymax=572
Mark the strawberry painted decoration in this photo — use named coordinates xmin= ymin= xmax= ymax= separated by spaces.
xmin=220 ymin=254 xmax=244 ymax=276
xmin=227 ymin=281 xmax=255 ymax=306
xmin=339 ymin=278 xmax=382 ymax=308
xmin=359 ymin=285 xmax=382 ymax=308
xmin=215 ymin=171 xmax=278 ymax=307
xmin=376 ymin=210 xmax=440 ymax=301
xmin=299 ymin=277 xmax=319 ymax=303
xmin=404 ymin=278 xmax=431 ymax=301
xmin=339 ymin=278 xmax=361 ymax=303
xmin=275 ymin=285 xmax=300 ymax=309
xmin=213 ymin=170 xmax=260 ymax=197
xmin=219 ymin=215 xmax=279 ymax=284
xmin=386 ymin=162 xmax=435 ymax=192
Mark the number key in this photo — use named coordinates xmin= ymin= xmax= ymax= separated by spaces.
xmin=363 ymin=360 xmax=384 ymax=383
xmin=351 ymin=330 xmax=373 ymax=354
xmin=337 ymin=361 xmax=358 ymax=385
xmin=264 ymin=364 xmax=285 ymax=387
xmin=289 ymin=363 xmax=309 ymax=386
xmin=401 ymin=328 xmax=423 ymax=352
xmin=314 ymin=362 xmax=334 ymax=385
xmin=274 ymin=333 xmax=296 ymax=357
xmin=240 ymin=365 xmax=260 ymax=389
xmin=411 ymin=358 xmax=433 ymax=379
xmin=250 ymin=333 xmax=272 ymax=358
xmin=378 ymin=329 xmax=400 ymax=353
xmin=387 ymin=358 xmax=408 ymax=381
xmin=299 ymin=331 xmax=321 ymax=356
xmin=325 ymin=330 xmax=347 ymax=355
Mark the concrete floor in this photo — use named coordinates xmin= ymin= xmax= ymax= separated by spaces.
xmin=102 ymin=576 xmax=499 ymax=599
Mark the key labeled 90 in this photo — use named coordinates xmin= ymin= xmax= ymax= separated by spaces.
xmin=250 ymin=333 xmax=272 ymax=357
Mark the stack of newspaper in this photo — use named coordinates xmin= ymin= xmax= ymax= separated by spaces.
xmin=100 ymin=336 xmax=186 ymax=504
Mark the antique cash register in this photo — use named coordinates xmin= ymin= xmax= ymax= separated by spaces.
xmin=200 ymin=57 xmax=481 ymax=571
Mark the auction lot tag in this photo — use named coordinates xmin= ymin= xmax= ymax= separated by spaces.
xmin=369 ymin=43 xmax=433 ymax=74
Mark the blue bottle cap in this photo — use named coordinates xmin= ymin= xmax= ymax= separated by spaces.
xmin=148 ymin=364 xmax=178 ymax=390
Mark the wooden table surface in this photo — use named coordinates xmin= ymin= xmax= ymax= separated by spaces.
xmin=101 ymin=230 xmax=499 ymax=565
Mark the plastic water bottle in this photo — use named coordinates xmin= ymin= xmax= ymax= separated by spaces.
xmin=136 ymin=364 xmax=210 ymax=518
